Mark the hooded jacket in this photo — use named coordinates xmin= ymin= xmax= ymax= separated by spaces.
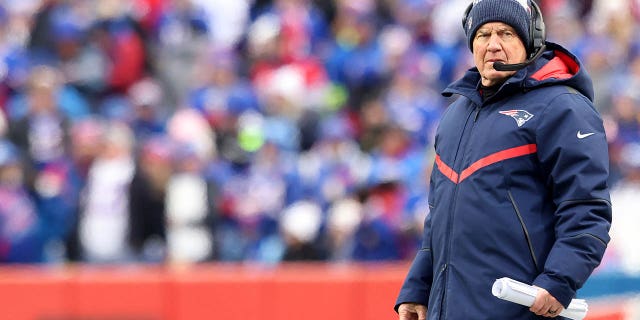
xmin=395 ymin=42 xmax=612 ymax=319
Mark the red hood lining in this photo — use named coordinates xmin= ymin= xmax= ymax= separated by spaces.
xmin=530 ymin=50 xmax=579 ymax=81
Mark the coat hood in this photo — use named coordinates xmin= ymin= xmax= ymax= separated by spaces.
xmin=443 ymin=42 xmax=594 ymax=104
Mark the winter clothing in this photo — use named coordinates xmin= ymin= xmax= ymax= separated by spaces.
xmin=464 ymin=0 xmax=532 ymax=52
xmin=395 ymin=42 xmax=611 ymax=319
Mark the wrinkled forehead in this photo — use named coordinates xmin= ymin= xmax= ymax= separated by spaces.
xmin=476 ymin=22 xmax=518 ymax=32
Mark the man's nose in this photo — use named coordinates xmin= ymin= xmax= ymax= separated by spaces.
xmin=487 ymin=33 xmax=502 ymax=51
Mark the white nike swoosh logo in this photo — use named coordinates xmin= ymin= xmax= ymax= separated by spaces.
xmin=577 ymin=131 xmax=595 ymax=139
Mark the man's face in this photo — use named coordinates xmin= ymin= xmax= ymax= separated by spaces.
xmin=472 ymin=22 xmax=527 ymax=87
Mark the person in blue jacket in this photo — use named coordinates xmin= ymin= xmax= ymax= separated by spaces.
xmin=395 ymin=0 xmax=612 ymax=319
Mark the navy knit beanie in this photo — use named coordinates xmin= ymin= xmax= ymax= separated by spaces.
xmin=464 ymin=0 xmax=532 ymax=53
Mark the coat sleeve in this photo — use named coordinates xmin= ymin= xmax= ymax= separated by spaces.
xmin=532 ymin=91 xmax=612 ymax=307
xmin=394 ymin=163 xmax=436 ymax=312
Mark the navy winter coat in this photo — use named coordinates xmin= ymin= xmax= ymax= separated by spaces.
xmin=395 ymin=42 xmax=612 ymax=319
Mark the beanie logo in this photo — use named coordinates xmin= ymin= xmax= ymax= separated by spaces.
xmin=467 ymin=16 xmax=473 ymax=32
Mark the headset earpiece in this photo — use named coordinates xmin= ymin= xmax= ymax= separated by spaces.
xmin=528 ymin=1 xmax=546 ymax=59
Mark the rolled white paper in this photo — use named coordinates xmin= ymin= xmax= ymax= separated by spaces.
xmin=492 ymin=277 xmax=588 ymax=320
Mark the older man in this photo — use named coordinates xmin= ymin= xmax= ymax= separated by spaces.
xmin=395 ymin=0 xmax=612 ymax=319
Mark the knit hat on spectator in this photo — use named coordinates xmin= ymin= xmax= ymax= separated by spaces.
xmin=464 ymin=0 xmax=531 ymax=53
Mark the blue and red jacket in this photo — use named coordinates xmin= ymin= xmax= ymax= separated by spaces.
xmin=395 ymin=42 xmax=612 ymax=319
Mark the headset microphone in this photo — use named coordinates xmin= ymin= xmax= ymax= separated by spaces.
xmin=493 ymin=43 xmax=546 ymax=71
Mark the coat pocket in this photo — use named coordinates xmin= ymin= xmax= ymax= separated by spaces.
xmin=507 ymin=189 xmax=540 ymax=273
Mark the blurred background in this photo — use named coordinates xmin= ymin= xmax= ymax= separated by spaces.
xmin=0 ymin=0 xmax=638 ymax=319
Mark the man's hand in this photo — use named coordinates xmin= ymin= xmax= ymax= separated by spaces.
xmin=530 ymin=287 xmax=564 ymax=318
xmin=398 ymin=303 xmax=427 ymax=320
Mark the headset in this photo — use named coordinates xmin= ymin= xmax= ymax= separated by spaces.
xmin=462 ymin=0 xmax=546 ymax=71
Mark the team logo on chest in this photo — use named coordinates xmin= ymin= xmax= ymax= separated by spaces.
xmin=499 ymin=109 xmax=534 ymax=127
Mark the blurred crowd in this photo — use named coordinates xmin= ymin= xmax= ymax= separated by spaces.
xmin=0 ymin=0 xmax=638 ymax=270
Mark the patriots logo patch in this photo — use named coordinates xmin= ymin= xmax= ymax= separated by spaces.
xmin=499 ymin=110 xmax=534 ymax=127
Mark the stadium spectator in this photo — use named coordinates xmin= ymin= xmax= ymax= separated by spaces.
xmin=0 ymin=0 xmax=635 ymax=273
xmin=7 ymin=65 xmax=77 ymax=164
xmin=324 ymin=197 xmax=362 ymax=261
xmin=279 ymin=200 xmax=325 ymax=261
xmin=77 ymin=121 xmax=136 ymax=263
xmin=127 ymin=135 xmax=173 ymax=263
xmin=0 ymin=139 xmax=45 ymax=263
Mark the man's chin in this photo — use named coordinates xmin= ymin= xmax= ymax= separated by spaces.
xmin=481 ymin=71 xmax=513 ymax=86
xmin=486 ymin=69 xmax=514 ymax=79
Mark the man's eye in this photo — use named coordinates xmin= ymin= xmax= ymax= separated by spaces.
xmin=500 ymin=31 xmax=516 ymax=38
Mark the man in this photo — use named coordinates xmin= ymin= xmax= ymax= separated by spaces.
xmin=395 ymin=0 xmax=612 ymax=319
